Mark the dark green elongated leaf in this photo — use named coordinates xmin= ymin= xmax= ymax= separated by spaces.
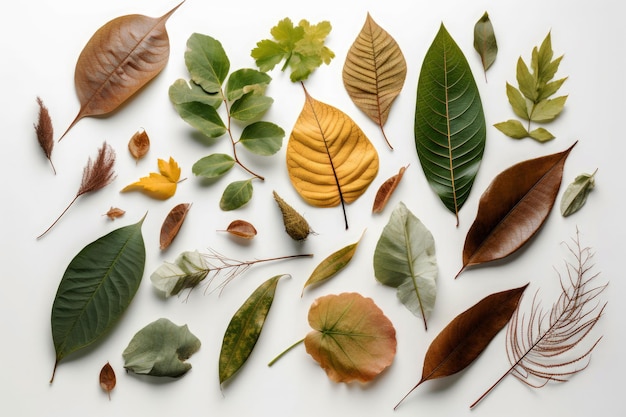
xmin=560 ymin=169 xmax=597 ymax=216
xmin=172 ymin=101 xmax=226 ymax=138
xmin=50 ymin=216 xmax=146 ymax=382
xmin=185 ymin=33 xmax=230 ymax=94
xmin=239 ymin=121 xmax=285 ymax=156
xmin=230 ymin=92 xmax=273 ymax=121
xmin=473 ymin=12 xmax=497 ymax=79
xmin=123 ymin=318 xmax=201 ymax=378
xmin=302 ymin=232 xmax=364 ymax=295
xmin=219 ymin=274 xmax=287 ymax=385
xmin=169 ymin=79 xmax=222 ymax=108
xmin=192 ymin=154 xmax=235 ymax=178
xmin=220 ymin=179 xmax=253 ymax=210
xmin=414 ymin=23 xmax=486 ymax=226
xmin=225 ymin=68 xmax=271 ymax=101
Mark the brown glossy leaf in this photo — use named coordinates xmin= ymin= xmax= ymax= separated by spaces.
xmin=343 ymin=13 xmax=407 ymax=149
xmin=220 ymin=220 xmax=257 ymax=239
xmin=395 ymin=284 xmax=528 ymax=409
xmin=128 ymin=129 xmax=150 ymax=162
xmin=99 ymin=362 xmax=116 ymax=400
xmin=457 ymin=142 xmax=576 ymax=277
xmin=372 ymin=165 xmax=408 ymax=213
xmin=60 ymin=2 xmax=184 ymax=140
xmin=305 ymin=292 xmax=396 ymax=383
xmin=104 ymin=207 xmax=125 ymax=220
xmin=160 ymin=203 xmax=191 ymax=250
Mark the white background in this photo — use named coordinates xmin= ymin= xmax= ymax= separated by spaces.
xmin=2 ymin=0 xmax=623 ymax=416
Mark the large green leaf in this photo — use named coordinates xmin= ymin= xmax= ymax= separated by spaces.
xmin=373 ymin=202 xmax=437 ymax=330
xmin=414 ymin=23 xmax=486 ymax=225
xmin=50 ymin=216 xmax=146 ymax=382
xmin=185 ymin=33 xmax=230 ymax=94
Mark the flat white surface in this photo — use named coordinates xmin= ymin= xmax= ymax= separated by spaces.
xmin=2 ymin=0 xmax=623 ymax=416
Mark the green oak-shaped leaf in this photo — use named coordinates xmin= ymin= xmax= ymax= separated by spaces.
xmin=123 ymin=318 xmax=201 ymax=378
xmin=373 ymin=202 xmax=437 ymax=330
xmin=185 ymin=33 xmax=230 ymax=94
xmin=239 ymin=121 xmax=285 ymax=156
xmin=192 ymin=154 xmax=235 ymax=178
xmin=220 ymin=179 xmax=253 ymax=211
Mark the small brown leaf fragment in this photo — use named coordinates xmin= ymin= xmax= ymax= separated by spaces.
xmin=104 ymin=207 xmax=125 ymax=220
xmin=99 ymin=362 xmax=116 ymax=400
xmin=273 ymin=191 xmax=314 ymax=241
xmin=128 ymin=129 xmax=150 ymax=162
xmin=160 ymin=203 xmax=191 ymax=250
xmin=372 ymin=165 xmax=408 ymax=213
xmin=220 ymin=220 xmax=257 ymax=239
xmin=34 ymin=97 xmax=56 ymax=174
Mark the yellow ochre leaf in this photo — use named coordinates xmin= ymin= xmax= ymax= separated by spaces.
xmin=122 ymin=157 xmax=181 ymax=199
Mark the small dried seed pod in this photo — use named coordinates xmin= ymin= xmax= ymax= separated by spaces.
xmin=273 ymin=191 xmax=314 ymax=241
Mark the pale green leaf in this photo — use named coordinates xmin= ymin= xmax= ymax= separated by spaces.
xmin=529 ymin=127 xmax=555 ymax=142
xmin=239 ymin=121 xmax=284 ymax=156
xmin=172 ymin=101 xmax=226 ymax=138
xmin=473 ymin=12 xmax=498 ymax=76
xmin=150 ymin=250 xmax=210 ymax=297
xmin=225 ymin=69 xmax=272 ymax=102
xmin=494 ymin=119 xmax=529 ymax=139
xmin=560 ymin=169 xmax=597 ymax=216
xmin=192 ymin=154 xmax=235 ymax=178
xmin=516 ymin=57 xmax=537 ymax=102
xmin=530 ymin=96 xmax=567 ymax=122
xmin=506 ymin=83 xmax=531 ymax=120
xmin=373 ymin=202 xmax=437 ymax=330
xmin=230 ymin=92 xmax=273 ymax=121
xmin=220 ymin=180 xmax=254 ymax=210
xmin=185 ymin=33 xmax=230 ymax=94
xmin=537 ymin=77 xmax=568 ymax=101
xmin=169 ymin=79 xmax=222 ymax=108
xmin=123 ymin=318 xmax=201 ymax=378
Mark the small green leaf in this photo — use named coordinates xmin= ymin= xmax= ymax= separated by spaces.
xmin=172 ymin=101 xmax=227 ymax=138
xmin=230 ymin=92 xmax=273 ymax=121
xmin=219 ymin=274 xmax=287 ymax=385
xmin=302 ymin=231 xmax=364 ymax=295
xmin=239 ymin=121 xmax=285 ymax=156
xmin=537 ymin=77 xmax=568 ymax=101
xmin=169 ymin=79 xmax=222 ymax=108
xmin=473 ymin=12 xmax=498 ymax=77
xmin=373 ymin=202 xmax=437 ymax=330
xmin=50 ymin=216 xmax=146 ymax=382
xmin=123 ymin=318 xmax=201 ymax=378
xmin=225 ymin=69 xmax=272 ymax=101
xmin=220 ymin=180 xmax=254 ymax=210
xmin=530 ymin=96 xmax=567 ymax=122
xmin=529 ymin=127 xmax=555 ymax=142
xmin=494 ymin=120 xmax=529 ymax=139
xmin=185 ymin=33 xmax=230 ymax=94
xmin=516 ymin=57 xmax=537 ymax=102
xmin=560 ymin=169 xmax=597 ymax=216
xmin=192 ymin=154 xmax=235 ymax=178
xmin=506 ymin=83 xmax=531 ymax=120
xmin=150 ymin=250 xmax=210 ymax=297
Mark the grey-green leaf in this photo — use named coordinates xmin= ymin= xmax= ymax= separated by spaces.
xmin=220 ymin=179 xmax=254 ymax=211
xmin=239 ymin=121 xmax=285 ymax=156
xmin=185 ymin=33 xmax=230 ymax=94
xmin=123 ymin=318 xmax=201 ymax=378
xmin=172 ymin=101 xmax=227 ymax=138
xmin=560 ymin=169 xmax=597 ymax=216
xmin=192 ymin=153 xmax=235 ymax=178
xmin=373 ymin=202 xmax=437 ymax=330
xmin=150 ymin=250 xmax=210 ymax=297
xmin=219 ymin=274 xmax=286 ymax=385
xmin=169 ymin=79 xmax=222 ymax=108
xmin=230 ymin=92 xmax=273 ymax=121
xmin=225 ymin=68 xmax=272 ymax=102
xmin=473 ymin=12 xmax=497 ymax=78
xmin=50 ymin=216 xmax=146 ymax=382
xmin=415 ymin=23 xmax=486 ymax=225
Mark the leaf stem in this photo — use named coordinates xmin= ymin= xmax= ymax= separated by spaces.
xmin=37 ymin=195 xmax=79 ymax=239
xmin=268 ymin=337 xmax=305 ymax=366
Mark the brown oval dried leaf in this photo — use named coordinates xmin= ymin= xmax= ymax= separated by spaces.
xmin=395 ymin=284 xmax=528 ymax=409
xmin=99 ymin=362 xmax=116 ymax=400
xmin=128 ymin=129 xmax=150 ymax=162
xmin=372 ymin=165 xmax=408 ymax=213
xmin=104 ymin=207 xmax=125 ymax=220
xmin=457 ymin=142 xmax=576 ymax=277
xmin=60 ymin=2 xmax=184 ymax=140
xmin=220 ymin=220 xmax=257 ymax=239
xmin=160 ymin=203 xmax=191 ymax=250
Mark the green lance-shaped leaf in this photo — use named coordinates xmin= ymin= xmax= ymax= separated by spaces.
xmin=373 ymin=202 xmax=437 ymax=330
xmin=414 ymin=23 xmax=486 ymax=226
xmin=219 ymin=274 xmax=287 ymax=385
xmin=302 ymin=231 xmax=364 ymax=295
xmin=192 ymin=154 xmax=235 ymax=178
xmin=185 ymin=33 xmax=230 ymax=94
xmin=239 ymin=121 xmax=285 ymax=156
xmin=50 ymin=215 xmax=146 ymax=382
xmin=123 ymin=318 xmax=201 ymax=378
xmin=220 ymin=179 xmax=254 ymax=211
xmin=560 ymin=169 xmax=597 ymax=216
xmin=473 ymin=12 xmax=497 ymax=80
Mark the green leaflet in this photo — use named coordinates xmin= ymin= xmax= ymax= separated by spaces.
xmin=123 ymin=318 xmax=201 ymax=378
xmin=192 ymin=154 xmax=235 ymax=178
xmin=150 ymin=250 xmax=210 ymax=297
xmin=50 ymin=216 xmax=146 ymax=382
xmin=219 ymin=275 xmax=287 ymax=385
xmin=373 ymin=202 xmax=437 ymax=330
xmin=560 ymin=169 xmax=597 ymax=216
xmin=414 ymin=23 xmax=486 ymax=225
xmin=239 ymin=122 xmax=285 ymax=156
xmin=185 ymin=33 xmax=230 ymax=94
xmin=473 ymin=12 xmax=497 ymax=80
xmin=220 ymin=179 xmax=254 ymax=211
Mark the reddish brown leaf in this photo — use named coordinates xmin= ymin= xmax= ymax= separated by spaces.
xmin=395 ymin=284 xmax=528 ymax=409
xmin=99 ymin=362 xmax=116 ymax=400
xmin=372 ymin=165 xmax=408 ymax=213
xmin=219 ymin=220 xmax=257 ymax=239
xmin=34 ymin=97 xmax=55 ymax=174
xmin=457 ymin=142 xmax=576 ymax=277
xmin=128 ymin=129 xmax=150 ymax=162
xmin=104 ymin=207 xmax=125 ymax=220
xmin=160 ymin=203 xmax=191 ymax=250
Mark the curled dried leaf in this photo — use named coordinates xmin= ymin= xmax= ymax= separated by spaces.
xmin=104 ymin=207 xmax=125 ymax=220
xmin=128 ymin=129 xmax=150 ymax=162
xmin=219 ymin=220 xmax=257 ymax=239
xmin=160 ymin=203 xmax=191 ymax=250
xmin=34 ymin=97 xmax=55 ymax=174
xmin=372 ymin=165 xmax=408 ymax=213
xmin=99 ymin=362 xmax=116 ymax=400
xmin=273 ymin=191 xmax=314 ymax=241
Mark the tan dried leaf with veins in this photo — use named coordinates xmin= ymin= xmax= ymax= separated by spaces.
xmin=105 ymin=207 xmax=125 ymax=220
xmin=99 ymin=362 xmax=116 ymax=400
xmin=372 ymin=165 xmax=408 ymax=213
xmin=129 ymin=129 xmax=150 ymax=162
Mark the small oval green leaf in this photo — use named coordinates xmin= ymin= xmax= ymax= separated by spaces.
xmin=173 ymin=101 xmax=226 ymax=138
xmin=225 ymin=68 xmax=272 ymax=102
xmin=219 ymin=274 xmax=287 ymax=385
xmin=192 ymin=154 xmax=235 ymax=178
xmin=185 ymin=33 xmax=230 ymax=94
xmin=239 ymin=121 xmax=285 ymax=156
xmin=220 ymin=179 xmax=254 ymax=211
xmin=473 ymin=12 xmax=497 ymax=78
xmin=50 ymin=216 xmax=146 ymax=382
xmin=560 ymin=169 xmax=597 ymax=217
xmin=230 ymin=92 xmax=273 ymax=121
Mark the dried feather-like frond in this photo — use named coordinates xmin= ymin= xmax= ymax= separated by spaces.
xmin=34 ymin=97 xmax=55 ymax=174
xmin=77 ymin=142 xmax=117 ymax=196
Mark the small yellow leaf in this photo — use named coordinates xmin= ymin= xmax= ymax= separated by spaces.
xmin=121 ymin=157 xmax=181 ymax=199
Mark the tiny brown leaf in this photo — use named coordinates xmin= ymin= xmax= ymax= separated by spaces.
xmin=372 ymin=165 xmax=408 ymax=213
xmin=220 ymin=220 xmax=257 ymax=239
xmin=128 ymin=129 xmax=150 ymax=162
xmin=160 ymin=203 xmax=191 ymax=250
xmin=104 ymin=207 xmax=125 ymax=220
xmin=99 ymin=362 xmax=116 ymax=400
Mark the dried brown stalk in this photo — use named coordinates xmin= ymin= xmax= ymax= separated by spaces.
xmin=471 ymin=230 xmax=607 ymax=409
xmin=37 ymin=142 xmax=116 ymax=239
xmin=34 ymin=97 xmax=56 ymax=174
